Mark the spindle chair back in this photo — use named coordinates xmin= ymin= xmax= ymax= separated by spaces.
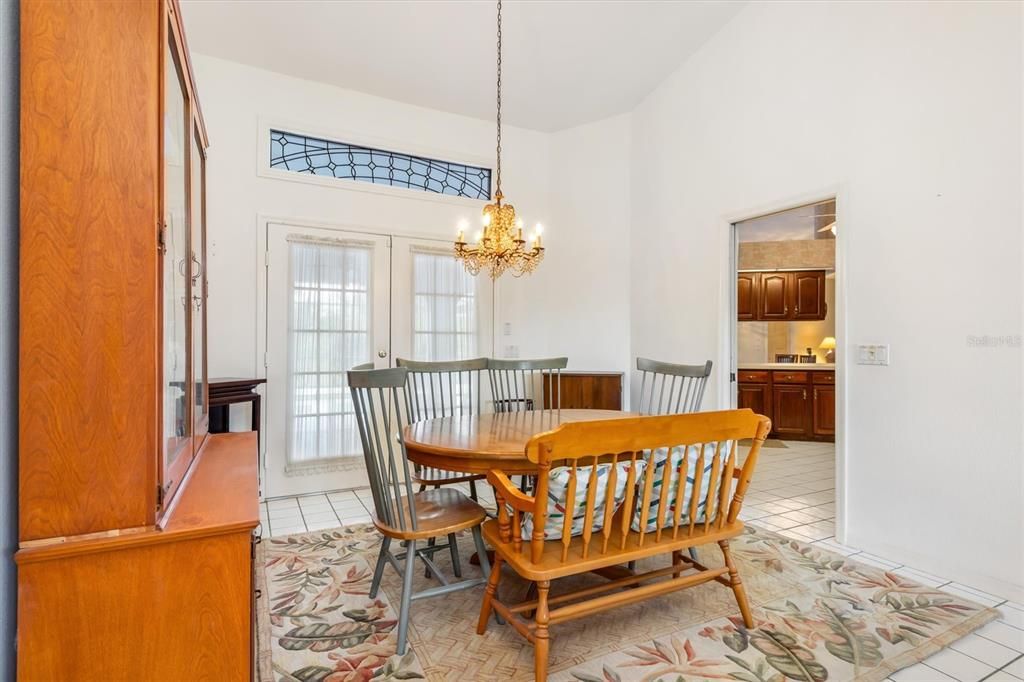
xmin=397 ymin=357 xmax=487 ymax=421
xmin=636 ymin=357 xmax=712 ymax=415
xmin=396 ymin=357 xmax=489 ymax=502
xmin=478 ymin=409 xmax=770 ymax=681
xmin=487 ymin=357 xmax=568 ymax=412
xmin=348 ymin=367 xmax=492 ymax=656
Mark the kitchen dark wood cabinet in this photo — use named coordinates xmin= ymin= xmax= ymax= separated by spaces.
xmin=772 ymin=384 xmax=810 ymax=437
xmin=737 ymin=270 xmax=827 ymax=321
xmin=759 ymin=273 xmax=792 ymax=320
xmin=737 ymin=272 xmax=759 ymax=321
xmin=737 ymin=382 xmax=771 ymax=417
xmin=813 ymin=385 xmax=836 ymax=436
xmin=736 ymin=368 xmax=834 ymax=442
xmin=793 ymin=271 xmax=827 ymax=320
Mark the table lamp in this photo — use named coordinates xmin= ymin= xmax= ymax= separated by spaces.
xmin=819 ymin=336 xmax=836 ymax=363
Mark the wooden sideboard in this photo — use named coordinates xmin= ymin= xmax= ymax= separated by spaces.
xmin=18 ymin=0 xmax=259 ymax=678
xmin=737 ymin=368 xmax=834 ymax=441
xmin=543 ymin=371 xmax=623 ymax=410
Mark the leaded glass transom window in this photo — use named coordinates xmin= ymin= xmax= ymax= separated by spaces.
xmin=270 ymin=129 xmax=492 ymax=200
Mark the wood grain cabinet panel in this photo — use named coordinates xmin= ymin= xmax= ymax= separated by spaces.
xmin=19 ymin=0 xmax=160 ymax=542
xmin=772 ymin=384 xmax=810 ymax=438
xmin=758 ymin=273 xmax=792 ymax=320
xmin=737 ymin=369 xmax=834 ymax=442
xmin=737 ymin=383 xmax=772 ymax=422
xmin=793 ymin=271 xmax=827 ymax=320
xmin=737 ymin=270 xmax=828 ymax=322
xmin=737 ymin=272 xmax=759 ymax=321
xmin=813 ymin=385 xmax=836 ymax=437
xmin=544 ymin=372 xmax=622 ymax=410
xmin=17 ymin=0 xmax=255 ymax=677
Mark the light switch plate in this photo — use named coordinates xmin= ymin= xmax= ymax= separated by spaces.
xmin=856 ymin=344 xmax=890 ymax=365
xmin=503 ymin=322 xmax=512 ymax=336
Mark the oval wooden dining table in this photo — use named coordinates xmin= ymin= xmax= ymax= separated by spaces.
xmin=403 ymin=408 xmax=635 ymax=475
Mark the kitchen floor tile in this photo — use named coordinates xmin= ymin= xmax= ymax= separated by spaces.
xmin=924 ymin=646 xmax=996 ymax=681
xmin=949 ymin=634 xmax=1021 ymax=668
xmin=976 ymin=622 xmax=1024 ymax=654
xmin=890 ymin=662 xmax=957 ymax=681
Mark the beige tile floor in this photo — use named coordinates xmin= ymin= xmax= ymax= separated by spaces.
xmin=261 ymin=440 xmax=1023 ymax=681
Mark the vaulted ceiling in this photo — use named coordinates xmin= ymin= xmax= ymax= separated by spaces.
xmin=180 ymin=0 xmax=744 ymax=132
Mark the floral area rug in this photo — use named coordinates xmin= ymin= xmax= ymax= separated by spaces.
xmin=256 ymin=523 xmax=997 ymax=682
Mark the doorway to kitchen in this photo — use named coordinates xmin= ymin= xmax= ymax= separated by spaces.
xmin=730 ymin=199 xmax=843 ymax=550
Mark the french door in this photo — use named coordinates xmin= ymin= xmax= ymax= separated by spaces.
xmin=264 ymin=223 xmax=492 ymax=498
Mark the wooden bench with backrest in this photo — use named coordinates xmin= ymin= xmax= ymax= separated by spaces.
xmin=476 ymin=408 xmax=771 ymax=681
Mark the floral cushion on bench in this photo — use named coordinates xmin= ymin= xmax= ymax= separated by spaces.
xmin=521 ymin=460 xmax=646 ymax=540
xmin=630 ymin=441 xmax=734 ymax=532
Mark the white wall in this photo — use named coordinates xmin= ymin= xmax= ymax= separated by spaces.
xmin=500 ymin=114 xmax=632 ymax=379
xmin=630 ymin=1 xmax=1023 ymax=598
xmin=192 ymin=55 xmax=633 ymax=411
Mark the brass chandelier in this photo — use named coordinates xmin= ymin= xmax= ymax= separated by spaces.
xmin=454 ymin=0 xmax=545 ymax=279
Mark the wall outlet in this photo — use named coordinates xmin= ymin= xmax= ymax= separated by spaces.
xmin=856 ymin=344 xmax=890 ymax=365
xmin=504 ymin=344 xmax=519 ymax=358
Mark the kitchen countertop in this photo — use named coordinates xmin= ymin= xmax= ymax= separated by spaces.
xmin=739 ymin=363 xmax=835 ymax=371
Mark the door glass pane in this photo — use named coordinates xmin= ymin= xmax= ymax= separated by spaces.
xmin=287 ymin=240 xmax=371 ymax=464
xmin=163 ymin=39 xmax=191 ymax=481
xmin=191 ymin=125 xmax=207 ymax=449
xmin=412 ymin=251 xmax=478 ymax=361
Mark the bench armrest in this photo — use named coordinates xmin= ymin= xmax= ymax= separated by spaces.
xmin=486 ymin=470 xmax=536 ymax=513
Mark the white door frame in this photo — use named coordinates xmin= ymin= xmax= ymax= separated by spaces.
xmin=719 ymin=185 xmax=849 ymax=544
xmin=255 ymin=213 xmax=498 ymax=498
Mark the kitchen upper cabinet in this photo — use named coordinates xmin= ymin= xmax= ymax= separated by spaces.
xmin=737 ymin=272 xmax=759 ymax=321
xmin=738 ymin=270 xmax=828 ymax=321
xmin=793 ymin=271 xmax=827 ymax=320
xmin=759 ymin=273 xmax=792 ymax=320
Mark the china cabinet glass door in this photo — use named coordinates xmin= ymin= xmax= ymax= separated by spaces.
xmin=190 ymin=122 xmax=208 ymax=454
xmin=162 ymin=31 xmax=193 ymax=502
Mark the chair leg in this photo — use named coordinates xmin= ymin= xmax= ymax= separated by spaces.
xmin=424 ymin=537 xmax=436 ymax=579
xmin=396 ymin=539 xmax=417 ymax=656
xmin=476 ymin=554 xmax=503 ymax=634
xmin=469 ymin=478 xmax=479 ymax=501
xmin=370 ymin=536 xmax=391 ymax=598
xmin=471 ymin=525 xmax=491 ymax=578
xmin=534 ymin=580 xmax=551 ymax=682
xmin=719 ymin=539 xmax=753 ymax=628
xmin=448 ymin=533 xmax=462 ymax=578
xmin=671 ymin=549 xmax=683 ymax=579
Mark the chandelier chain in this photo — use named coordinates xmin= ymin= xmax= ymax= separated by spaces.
xmin=453 ymin=0 xmax=545 ymax=280
xmin=495 ymin=0 xmax=502 ymax=196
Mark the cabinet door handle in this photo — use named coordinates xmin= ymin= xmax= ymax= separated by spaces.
xmin=814 ymin=388 xmax=818 ymax=399
xmin=803 ymin=389 xmax=807 ymax=400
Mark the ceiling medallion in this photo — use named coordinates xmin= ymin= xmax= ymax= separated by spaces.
xmin=454 ymin=0 xmax=544 ymax=279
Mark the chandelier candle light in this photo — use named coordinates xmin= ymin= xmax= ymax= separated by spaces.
xmin=454 ymin=0 xmax=545 ymax=279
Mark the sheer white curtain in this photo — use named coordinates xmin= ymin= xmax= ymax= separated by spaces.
xmin=288 ymin=239 xmax=370 ymax=464
xmin=412 ymin=250 xmax=477 ymax=361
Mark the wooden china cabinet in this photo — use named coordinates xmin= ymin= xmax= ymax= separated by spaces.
xmin=18 ymin=1 xmax=258 ymax=679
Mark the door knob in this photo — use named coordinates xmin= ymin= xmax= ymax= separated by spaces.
xmin=377 ymin=350 xmax=387 ymax=358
